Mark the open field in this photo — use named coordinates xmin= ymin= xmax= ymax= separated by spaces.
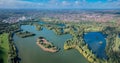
xmin=0 ymin=33 xmax=9 ymax=63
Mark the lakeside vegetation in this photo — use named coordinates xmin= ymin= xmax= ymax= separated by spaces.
xmin=0 ymin=18 xmax=120 ymax=63
xmin=102 ymin=27 xmax=120 ymax=63
xmin=8 ymin=33 xmax=20 ymax=63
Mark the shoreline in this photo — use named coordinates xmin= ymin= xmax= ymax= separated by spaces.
xmin=64 ymin=45 xmax=95 ymax=63
xmin=8 ymin=32 xmax=20 ymax=63
xmin=64 ymin=43 xmax=104 ymax=63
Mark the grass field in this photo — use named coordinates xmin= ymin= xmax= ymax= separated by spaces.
xmin=0 ymin=33 xmax=9 ymax=63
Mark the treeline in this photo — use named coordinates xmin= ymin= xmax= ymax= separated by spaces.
xmin=8 ymin=32 xmax=20 ymax=63
xmin=0 ymin=21 xmax=20 ymax=34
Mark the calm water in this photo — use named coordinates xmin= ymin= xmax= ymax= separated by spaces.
xmin=84 ymin=32 xmax=107 ymax=59
xmin=13 ymin=25 xmax=88 ymax=63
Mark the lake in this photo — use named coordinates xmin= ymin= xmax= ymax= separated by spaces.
xmin=13 ymin=25 xmax=88 ymax=63
xmin=84 ymin=32 xmax=107 ymax=59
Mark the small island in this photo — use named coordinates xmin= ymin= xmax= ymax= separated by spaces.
xmin=36 ymin=37 xmax=59 ymax=53
xmin=16 ymin=31 xmax=35 ymax=38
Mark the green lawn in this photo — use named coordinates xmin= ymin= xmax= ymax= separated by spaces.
xmin=0 ymin=33 xmax=9 ymax=63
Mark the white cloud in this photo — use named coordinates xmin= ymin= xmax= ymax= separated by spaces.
xmin=62 ymin=1 xmax=68 ymax=5
xmin=61 ymin=1 xmax=72 ymax=7
xmin=75 ymin=1 xmax=79 ymax=4
xmin=0 ymin=0 xmax=45 ymax=8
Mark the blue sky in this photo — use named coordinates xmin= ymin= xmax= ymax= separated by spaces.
xmin=0 ymin=0 xmax=120 ymax=9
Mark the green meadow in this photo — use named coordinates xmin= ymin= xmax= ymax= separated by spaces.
xmin=0 ymin=33 xmax=9 ymax=63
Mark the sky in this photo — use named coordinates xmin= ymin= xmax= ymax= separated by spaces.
xmin=0 ymin=0 xmax=120 ymax=9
